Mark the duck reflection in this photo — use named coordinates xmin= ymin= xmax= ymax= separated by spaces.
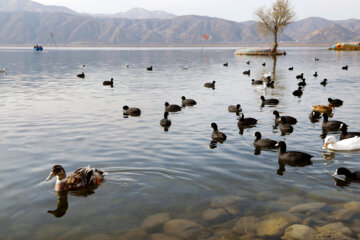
xmin=322 ymin=151 xmax=336 ymax=161
xmin=48 ymin=186 xmax=98 ymax=218
xmin=276 ymin=160 xmax=312 ymax=176
xmin=209 ymin=140 xmax=218 ymax=149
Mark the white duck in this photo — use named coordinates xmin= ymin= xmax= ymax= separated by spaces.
xmin=323 ymin=136 xmax=360 ymax=151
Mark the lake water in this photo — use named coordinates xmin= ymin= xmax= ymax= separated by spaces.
xmin=0 ymin=47 xmax=360 ymax=239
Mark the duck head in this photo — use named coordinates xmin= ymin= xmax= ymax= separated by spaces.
xmin=46 ymin=165 xmax=66 ymax=181
xmin=333 ymin=167 xmax=352 ymax=178
xmin=275 ymin=141 xmax=286 ymax=153
xmin=211 ymin=123 xmax=218 ymax=131
xmin=323 ymin=136 xmax=336 ymax=149
xmin=254 ymin=131 xmax=261 ymax=140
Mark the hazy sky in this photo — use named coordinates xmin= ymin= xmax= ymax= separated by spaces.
xmin=34 ymin=0 xmax=359 ymax=22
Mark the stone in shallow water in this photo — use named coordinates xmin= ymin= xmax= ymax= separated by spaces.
xmin=150 ymin=233 xmax=181 ymax=240
xmin=141 ymin=213 xmax=170 ymax=233
xmin=344 ymin=201 xmax=360 ymax=212
xmin=257 ymin=212 xmax=301 ymax=237
xmin=328 ymin=209 xmax=355 ymax=221
xmin=82 ymin=234 xmax=113 ymax=240
xmin=289 ymin=202 xmax=326 ymax=213
xmin=118 ymin=229 xmax=148 ymax=240
xmin=316 ymin=222 xmax=352 ymax=236
xmin=281 ymin=224 xmax=317 ymax=240
xmin=315 ymin=231 xmax=355 ymax=240
xmin=163 ymin=219 xmax=203 ymax=239
xmin=232 ymin=216 xmax=260 ymax=235
xmin=202 ymin=208 xmax=229 ymax=222
xmin=210 ymin=196 xmax=244 ymax=208
xmin=351 ymin=219 xmax=360 ymax=234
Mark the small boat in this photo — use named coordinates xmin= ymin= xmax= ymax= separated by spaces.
xmin=234 ymin=48 xmax=285 ymax=56
xmin=34 ymin=44 xmax=43 ymax=51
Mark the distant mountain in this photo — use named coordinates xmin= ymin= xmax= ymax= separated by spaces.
xmin=112 ymin=8 xmax=176 ymax=19
xmin=0 ymin=10 xmax=359 ymax=45
xmin=0 ymin=0 xmax=77 ymax=15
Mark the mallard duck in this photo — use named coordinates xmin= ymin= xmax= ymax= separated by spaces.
xmin=333 ymin=167 xmax=360 ymax=180
xmin=211 ymin=123 xmax=226 ymax=142
xmin=204 ymin=81 xmax=216 ymax=88
xmin=340 ymin=124 xmax=360 ymax=140
xmin=254 ymin=132 xmax=277 ymax=148
xmin=323 ymin=136 xmax=360 ymax=151
xmin=123 ymin=105 xmax=141 ymax=116
xmin=181 ymin=96 xmax=197 ymax=106
xmin=165 ymin=102 xmax=181 ymax=112
xmin=312 ymin=103 xmax=334 ymax=114
xmin=46 ymin=165 xmax=105 ymax=192
xmin=228 ymin=104 xmax=242 ymax=113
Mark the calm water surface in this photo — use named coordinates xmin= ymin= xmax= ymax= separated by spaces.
xmin=0 ymin=47 xmax=360 ymax=239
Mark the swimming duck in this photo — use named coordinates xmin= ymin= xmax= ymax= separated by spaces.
xmin=262 ymin=62 xmax=266 ymax=66
xmin=223 ymin=62 xmax=228 ymax=67
xmin=211 ymin=123 xmax=226 ymax=142
xmin=204 ymin=81 xmax=216 ymax=88
xmin=315 ymin=58 xmax=319 ymax=61
xmin=246 ymin=61 xmax=250 ymax=65
xmin=273 ymin=110 xmax=297 ymax=125
xmin=165 ymin=102 xmax=181 ymax=112
xmin=123 ymin=105 xmax=141 ymax=116
xmin=0 ymin=67 xmax=6 ymax=73
xmin=228 ymin=104 xmax=242 ymax=113
xmin=313 ymin=71 xmax=318 ymax=77
xmin=46 ymin=165 xmax=105 ymax=192
xmin=296 ymin=73 xmax=304 ymax=79
xmin=261 ymin=96 xmax=279 ymax=105
xmin=238 ymin=113 xmax=257 ymax=126
xmin=103 ymin=78 xmax=113 ymax=87
xmin=288 ymin=67 xmax=293 ymax=71
xmin=333 ymin=168 xmax=360 ymax=180
xmin=77 ymin=72 xmax=85 ymax=78
xmin=181 ymin=96 xmax=197 ymax=106
xmin=323 ymin=136 xmax=360 ymax=151
xmin=243 ymin=70 xmax=250 ymax=75
xmin=328 ymin=98 xmax=343 ymax=107
xmin=146 ymin=66 xmax=153 ymax=71
xmin=320 ymin=79 xmax=327 ymax=86
xmin=312 ymin=103 xmax=334 ymax=114
xmin=342 ymin=65 xmax=348 ymax=70
xmin=298 ymin=79 xmax=306 ymax=86
xmin=251 ymin=79 xmax=264 ymax=85
xmin=254 ymin=132 xmax=277 ymax=148
xmin=160 ymin=112 xmax=171 ymax=128
xmin=309 ymin=111 xmax=321 ymax=123
xmin=292 ymin=87 xmax=303 ymax=97
xmin=339 ymin=124 xmax=360 ymax=140
xmin=322 ymin=113 xmax=343 ymax=132
xmin=279 ymin=117 xmax=293 ymax=135
xmin=276 ymin=141 xmax=313 ymax=164
xmin=266 ymin=81 xmax=275 ymax=88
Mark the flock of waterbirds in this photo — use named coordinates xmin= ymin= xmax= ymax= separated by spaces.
xmin=73 ymin=58 xmax=360 ymax=181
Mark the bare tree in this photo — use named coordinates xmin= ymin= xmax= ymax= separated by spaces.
xmin=255 ymin=0 xmax=295 ymax=54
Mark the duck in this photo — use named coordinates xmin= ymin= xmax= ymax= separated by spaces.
xmin=180 ymin=65 xmax=188 ymax=70
xmin=146 ymin=66 xmax=153 ymax=71
xmin=204 ymin=81 xmax=216 ymax=88
xmin=320 ymin=79 xmax=327 ymax=86
xmin=333 ymin=168 xmax=360 ymax=180
xmin=339 ymin=124 xmax=360 ymax=140
xmin=342 ymin=65 xmax=348 ymax=70
xmin=103 ymin=78 xmax=113 ymax=87
xmin=211 ymin=123 xmax=226 ymax=142
xmin=262 ymin=62 xmax=266 ymax=66
xmin=254 ymin=132 xmax=277 ymax=148
xmin=0 ymin=67 xmax=6 ymax=73
xmin=160 ymin=112 xmax=171 ymax=128
xmin=273 ymin=110 xmax=297 ymax=125
xmin=123 ymin=105 xmax=141 ymax=116
xmin=260 ymin=96 xmax=279 ymax=105
xmin=328 ymin=98 xmax=343 ymax=107
xmin=312 ymin=103 xmax=334 ymax=114
xmin=288 ymin=67 xmax=293 ymax=71
xmin=276 ymin=141 xmax=313 ymax=164
xmin=292 ymin=87 xmax=303 ymax=97
xmin=323 ymin=136 xmax=360 ymax=151
xmin=223 ymin=62 xmax=228 ymax=67
xmin=322 ymin=113 xmax=343 ymax=132
xmin=238 ymin=113 xmax=257 ymax=126
xmin=165 ymin=102 xmax=181 ymax=112
xmin=266 ymin=81 xmax=275 ymax=88
xmin=243 ymin=70 xmax=250 ymax=75
xmin=315 ymin=57 xmax=319 ymax=61
xmin=298 ymin=79 xmax=306 ymax=86
xmin=309 ymin=111 xmax=321 ymax=122
xmin=181 ymin=96 xmax=197 ymax=106
xmin=77 ymin=72 xmax=85 ymax=78
xmin=279 ymin=117 xmax=293 ymax=134
xmin=313 ymin=71 xmax=318 ymax=77
xmin=251 ymin=79 xmax=264 ymax=85
xmin=46 ymin=165 xmax=105 ymax=192
xmin=246 ymin=61 xmax=250 ymax=65
xmin=125 ymin=64 xmax=129 ymax=68
xmin=296 ymin=73 xmax=304 ymax=79
xmin=228 ymin=104 xmax=242 ymax=113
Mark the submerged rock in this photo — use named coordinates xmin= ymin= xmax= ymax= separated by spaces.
xmin=344 ymin=201 xmax=360 ymax=212
xmin=82 ymin=234 xmax=113 ymax=240
xmin=282 ymin=224 xmax=317 ymax=240
xmin=328 ymin=209 xmax=354 ymax=221
xmin=150 ymin=233 xmax=181 ymax=240
xmin=257 ymin=212 xmax=301 ymax=237
xmin=232 ymin=216 xmax=260 ymax=235
xmin=289 ymin=202 xmax=326 ymax=213
xmin=314 ymin=231 xmax=355 ymax=240
xmin=202 ymin=208 xmax=229 ymax=222
xmin=163 ymin=219 xmax=203 ymax=239
xmin=141 ymin=213 xmax=170 ymax=233
xmin=316 ymin=222 xmax=352 ymax=236
xmin=118 ymin=229 xmax=148 ymax=240
xmin=210 ymin=196 xmax=243 ymax=208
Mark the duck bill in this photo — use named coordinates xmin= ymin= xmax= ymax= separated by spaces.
xmin=332 ymin=172 xmax=338 ymax=177
xmin=323 ymin=143 xmax=329 ymax=149
xmin=46 ymin=172 xmax=56 ymax=181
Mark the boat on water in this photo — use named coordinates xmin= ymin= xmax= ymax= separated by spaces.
xmin=234 ymin=48 xmax=285 ymax=56
xmin=329 ymin=42 xmax=360 ymax=51
xmin=34 ymin=44 xmax=43 ymax=51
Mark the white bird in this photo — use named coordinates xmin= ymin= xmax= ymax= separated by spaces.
xmin=0 ymin=67 xmax=6 ymax=73
xmin=181 ymin=65 xmax=188 ymax=70
xmin=323 ymin=136 xmax=360 ymax=151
